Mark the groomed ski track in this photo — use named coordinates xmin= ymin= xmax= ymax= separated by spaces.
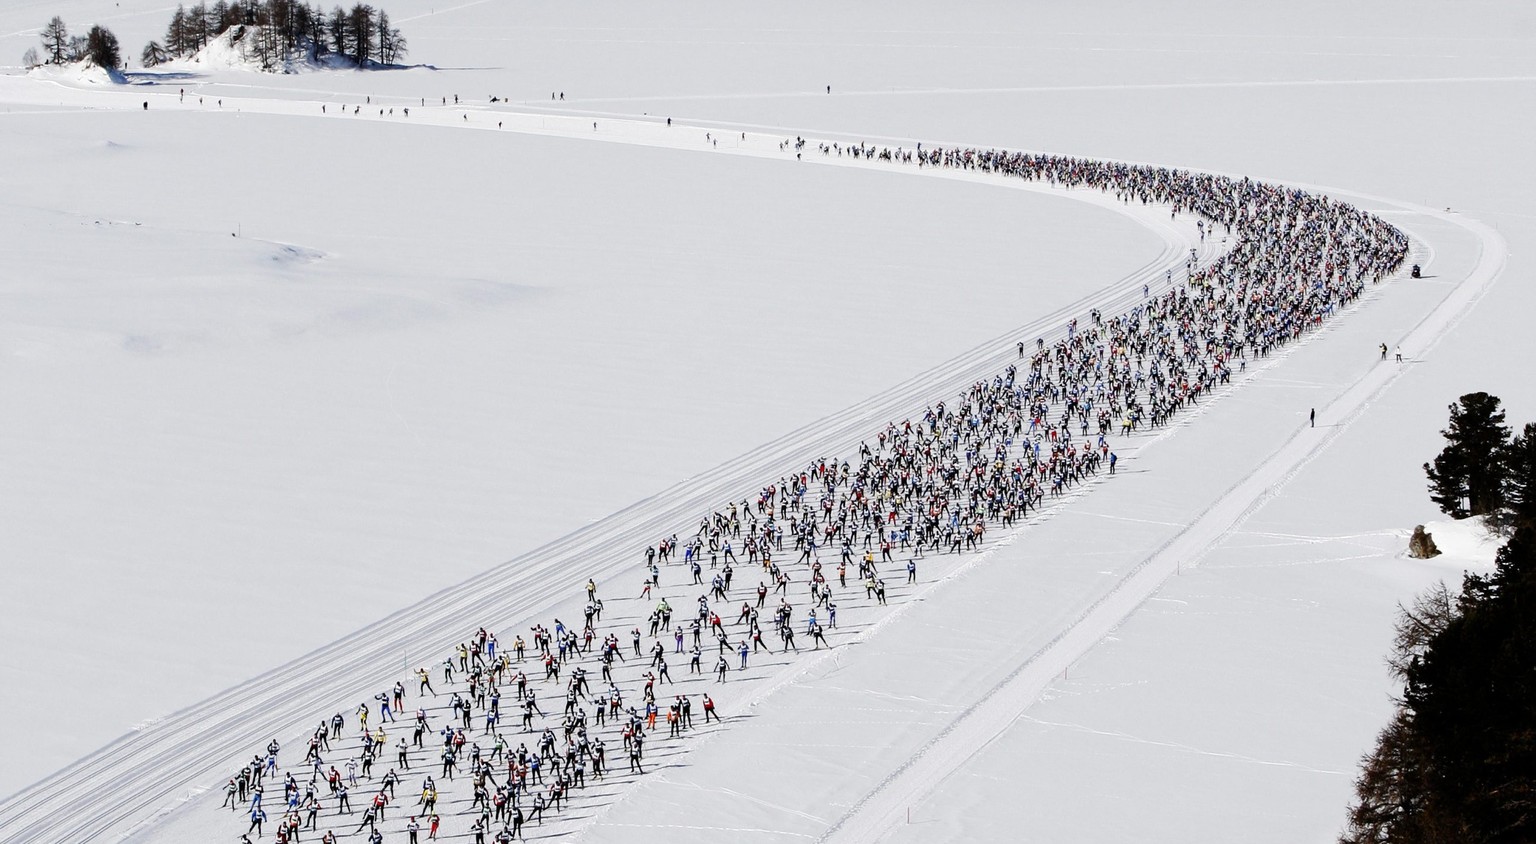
xmin=0 ymin=89 xmax=1214 ymax=844
xmin=818 ymin=202 xmax=1509 ymax=844
xmin=0 ymin=86 xmax=1500 ymax=844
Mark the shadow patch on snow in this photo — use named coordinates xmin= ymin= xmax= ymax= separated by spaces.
xmin=122 ymin=70 xmax=204 ymax=84
xmin=448 ymin=277 xmax=539 ymax=307
xmin=316 ymin=277 xmax=539 ymax=332
xmin=121 ymin=334 xmax=164 ymax=354
xmin=368 ymin=62 xmax=443 ymax=72
xmin=120 ymin=330 xmax=210 ymax=355
xmin=119 ymin=332 xmax=181 ymax=352
xmin=267 ymin=242 xmax=326 ymax=265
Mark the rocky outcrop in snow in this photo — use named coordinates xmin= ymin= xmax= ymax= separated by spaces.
xmin=1408 ymin=524 xmax=1442 ymax=559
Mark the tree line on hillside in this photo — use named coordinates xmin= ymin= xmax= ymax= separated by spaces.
xmin=1341 ymin=392 xmax=1536 ymax=844
xmin=21 ymin=0 xmax=405 ymax=72
xmin=142 ymin=0 xmax=406 ymax=70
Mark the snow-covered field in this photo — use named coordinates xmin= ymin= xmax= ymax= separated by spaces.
xmin=0 ymin=1 xmax=1532 ymax=842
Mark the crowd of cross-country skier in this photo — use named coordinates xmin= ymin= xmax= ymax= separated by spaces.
xmin=218 ymin=140 xmax=1409 ymax=843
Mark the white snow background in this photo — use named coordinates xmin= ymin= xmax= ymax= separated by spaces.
xmin=0 ymin=0 xmax=1532 ymax=841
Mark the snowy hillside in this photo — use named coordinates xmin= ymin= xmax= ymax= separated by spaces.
xmin=0 ymin=1 xmax=1531 ymax=843
xmin=164 ymin=26 xmax=322 ymax=73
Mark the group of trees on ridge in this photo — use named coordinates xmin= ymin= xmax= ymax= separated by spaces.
xmin=1341 ymin=392 xmax=1536 ymax=843
xmin=24 ymin=17 xmax=121 ymax=70
xmin=142 ymin=0 xmax=407 ymax=70
xmin=22 ymin=0 xmax=405 ymax=72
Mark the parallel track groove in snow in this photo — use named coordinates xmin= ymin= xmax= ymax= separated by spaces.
xmin=818 ymin=205 xmax=1507 ymax=844
xmin=0 ymin=99 xmax=1226 ymax=843
xmin=4 ymin=90 xmax=1449 ymax=844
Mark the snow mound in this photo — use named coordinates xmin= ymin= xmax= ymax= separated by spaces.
xmin=182 ymin=28 xmax=258 ymax=70
xmin=1418 ymin=518 xmax=1503 ymax=569
xmin=26 ymin=60 xmax=125 ymax=85
xmin=178 ymin=26 xmax=322 ymax=74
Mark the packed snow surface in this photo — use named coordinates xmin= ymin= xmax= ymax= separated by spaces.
xmin=0 ymin=1 xmax=1532 ymax=842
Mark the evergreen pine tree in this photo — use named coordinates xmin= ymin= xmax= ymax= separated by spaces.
xmin=1424 ymin=392 xmax=1511 ymax=518
xmin=1403 ymin=526 xmax=1536 ymax=842
xmin=1505 ymin=422 xmax=1536 ymax=530
xmin=1344 ymin=527 xmax=1536 ymax=843
xmin=85 ymin=25 xmax=121 ymax=69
